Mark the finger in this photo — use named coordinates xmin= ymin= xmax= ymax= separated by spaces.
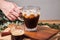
xmin=9 ymin=8 xmax=20 ymax=19
xmin=13 ymin=3 xmax=23 ymax=10
xmin=14 ymin=7 xmax=23 ymax=13
xmin=17 ymin=7 xmax=23 ymax=10
xmin=11 ymin=10 xmax=20 ymax=17
xmin=7 ymin=16 xmax=13 ymax=21
xmin=9 ymin=14 xmax=17 ymax=20
xmin=13 ymin=3 xmax=18 ymax=8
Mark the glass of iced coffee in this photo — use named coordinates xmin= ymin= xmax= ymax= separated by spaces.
xmin=10 ymin=27 xmax=24 ymax=40
xmin=22 ymin=6 xmax=40 ymax=31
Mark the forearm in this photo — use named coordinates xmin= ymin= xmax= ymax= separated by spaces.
xmin=0 ymin=0 xmax=5 ymax=1
xmin=0 ymin=0 xmax=6 ymax=9
xmin=0 ymin=0 xmax=5 ymax=4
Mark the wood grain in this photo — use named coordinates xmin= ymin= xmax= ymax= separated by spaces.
xmin=38 ymin=20 xmax=60 ymax=24
xmin=0 ymin=25 xmax=59 ymax=40
xmin=24 ymin=26 xmax=59 ymax=40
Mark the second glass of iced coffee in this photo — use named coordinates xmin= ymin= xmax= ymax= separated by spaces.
xmin=22 ymin=6 xmax=40 ymax=31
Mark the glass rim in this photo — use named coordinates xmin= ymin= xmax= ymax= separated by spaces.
xmin=22 ymin=5 xmax=40 ymax=10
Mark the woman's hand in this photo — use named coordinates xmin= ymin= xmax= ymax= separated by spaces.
xmin=0 ymin=1 xmax=22 ymax=21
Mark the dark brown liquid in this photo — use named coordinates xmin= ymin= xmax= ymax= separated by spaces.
xmin=23 ymin=14 xmax=39 ymax=29
xmin=12 ymin=35 xmax=23 ymax=40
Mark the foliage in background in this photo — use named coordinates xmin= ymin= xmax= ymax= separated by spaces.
xmin=38 ymin=22 xmax=60 ymax=30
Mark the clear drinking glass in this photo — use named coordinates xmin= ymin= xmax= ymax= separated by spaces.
xmin=10 ymin=25 xmax=24 ymax=40
xmin=22 ymin=6 xmax=40 ymax=31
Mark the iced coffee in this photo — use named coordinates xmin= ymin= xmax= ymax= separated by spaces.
xmin=11 ymin=29 xmax=24 ymax=40
xmin=22 ymin=6 xmax=40 ymax=31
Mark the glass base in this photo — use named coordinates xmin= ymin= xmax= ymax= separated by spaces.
xmin=25 ymin=27 xmax=37 ymax=32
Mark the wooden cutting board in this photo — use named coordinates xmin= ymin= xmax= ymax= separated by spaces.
xmin=24 ymin=25 xmax=59 ymax=40
xmin=1 ymin=25 xmax=59 ymax=40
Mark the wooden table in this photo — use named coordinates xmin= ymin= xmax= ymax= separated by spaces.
xmin=0 ymin=25 xmax=59 ymax=40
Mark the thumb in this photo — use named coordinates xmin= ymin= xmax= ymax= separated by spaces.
xmin=17 ymin=7 xmax=23 ymax=10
